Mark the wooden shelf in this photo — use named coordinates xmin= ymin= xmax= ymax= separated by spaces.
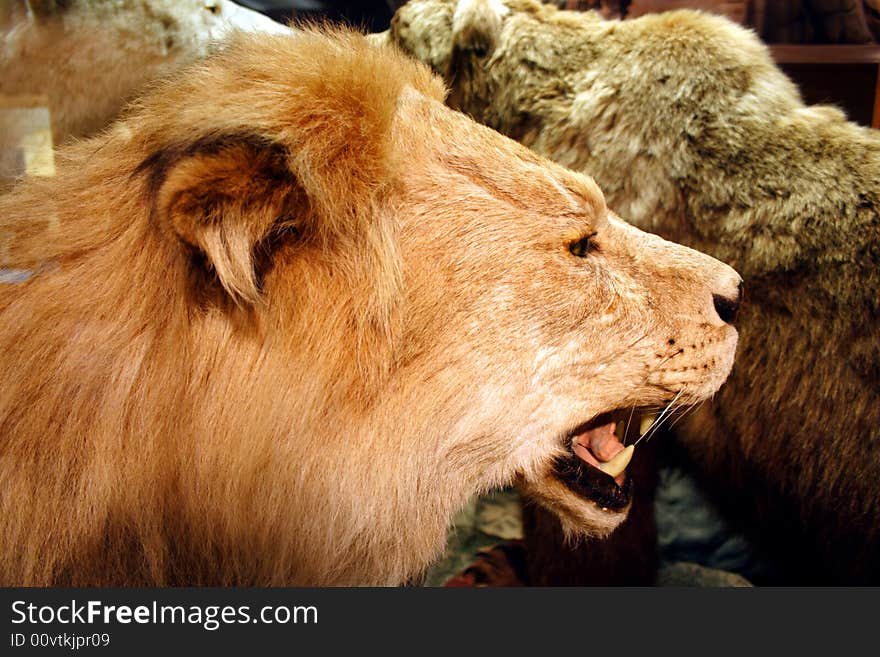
xmin=769 ymin=45 xmax=880 ymax=65
xmin=768 ymin=45 xmax=880 ymax=128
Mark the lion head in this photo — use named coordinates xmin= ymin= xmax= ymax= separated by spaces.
xmin=0 ymin=28 xmax=739 ymax=585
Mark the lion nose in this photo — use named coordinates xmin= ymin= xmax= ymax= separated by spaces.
xmin=713 ymin=280 xmax=743 ymax=325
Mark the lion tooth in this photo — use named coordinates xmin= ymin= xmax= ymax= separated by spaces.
xmin=614 ymin=421 xmax=624 ymax=439
xmin=597 ymin=444 xmax=634 ymax=478
xmin=640 ymin=413 xmax=657 ymax=436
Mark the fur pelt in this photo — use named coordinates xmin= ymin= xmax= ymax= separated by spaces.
xmin=563 ymin=0 xmax=876 ymax=43
xmin=383 ymin=0 xmax=880 ymax=583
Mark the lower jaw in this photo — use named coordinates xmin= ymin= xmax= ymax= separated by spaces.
xmin=552 ymin=454 xmax=632 ymax=511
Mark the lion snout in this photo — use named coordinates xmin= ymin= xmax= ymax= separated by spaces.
xmin=663 ymin=237 xmax=743 ymax=329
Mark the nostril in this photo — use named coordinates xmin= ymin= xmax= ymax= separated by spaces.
xmin=713 ymin=281 xmax=743 ymax=325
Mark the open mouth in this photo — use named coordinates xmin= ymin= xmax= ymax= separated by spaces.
xmin=553 ymin=410 xmax=657 ymax=512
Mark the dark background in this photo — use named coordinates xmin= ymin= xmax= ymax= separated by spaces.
xmin=236 ymin=0 xmax=404 ymax=32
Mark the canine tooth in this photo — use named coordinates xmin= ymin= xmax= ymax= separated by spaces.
xmin=614 ymin=421 xmax=624 ymax=439
xmin=639 ymin=413 xmax=657 ymax=436
xmin=597 ymin=444 xmax=634 ymax=478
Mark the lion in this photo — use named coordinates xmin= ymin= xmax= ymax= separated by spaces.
xmin=380 ymin=0 xmax=880 ymax=583
xmin=0 ymin=27 xmax=740 ymax=586
xmin=1 ymin=0 xmax=290 ymax=145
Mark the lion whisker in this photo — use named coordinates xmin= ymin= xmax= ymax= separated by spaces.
xmin=626 ymin=331 xmax=650 ymax=349
xmin=666 ymin=399 xmax=704 ymax=434
xmin=654 ymin=348 xmax=684 ymax=371
xmin=622 ymin=404 xmax=637 ymax=447
xmin=633 ymin=388 xmax=684 ymax=446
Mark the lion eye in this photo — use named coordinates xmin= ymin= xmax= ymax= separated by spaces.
xmin=569 ymin=234 xmax=597 ymax=258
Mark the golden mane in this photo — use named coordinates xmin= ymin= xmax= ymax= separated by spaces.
xmin=0 ymin=29 xmax=446 ymax=585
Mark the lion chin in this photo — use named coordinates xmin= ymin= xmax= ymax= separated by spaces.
xmin=521 ymin=410 xmax=662 ymax=538
xmin=521 ymin=474 xmax=630 ymax=539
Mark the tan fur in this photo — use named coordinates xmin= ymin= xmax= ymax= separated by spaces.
xmin=0 ymin=28 xmax=739 ymax=586
xmin=385 ymin=0 xmax=880 ymax=581
xmin=1 ymin=0 xmax=289 ymax=144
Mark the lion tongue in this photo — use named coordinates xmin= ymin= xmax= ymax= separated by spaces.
xmin=572 ymin=422 xmax=633 ymax=483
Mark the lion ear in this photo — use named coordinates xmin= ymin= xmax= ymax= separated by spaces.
xmin=153 ymin=136 xmax=297 ymax=306
xmin=452 ymin=0 xmax=506 ymax=58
